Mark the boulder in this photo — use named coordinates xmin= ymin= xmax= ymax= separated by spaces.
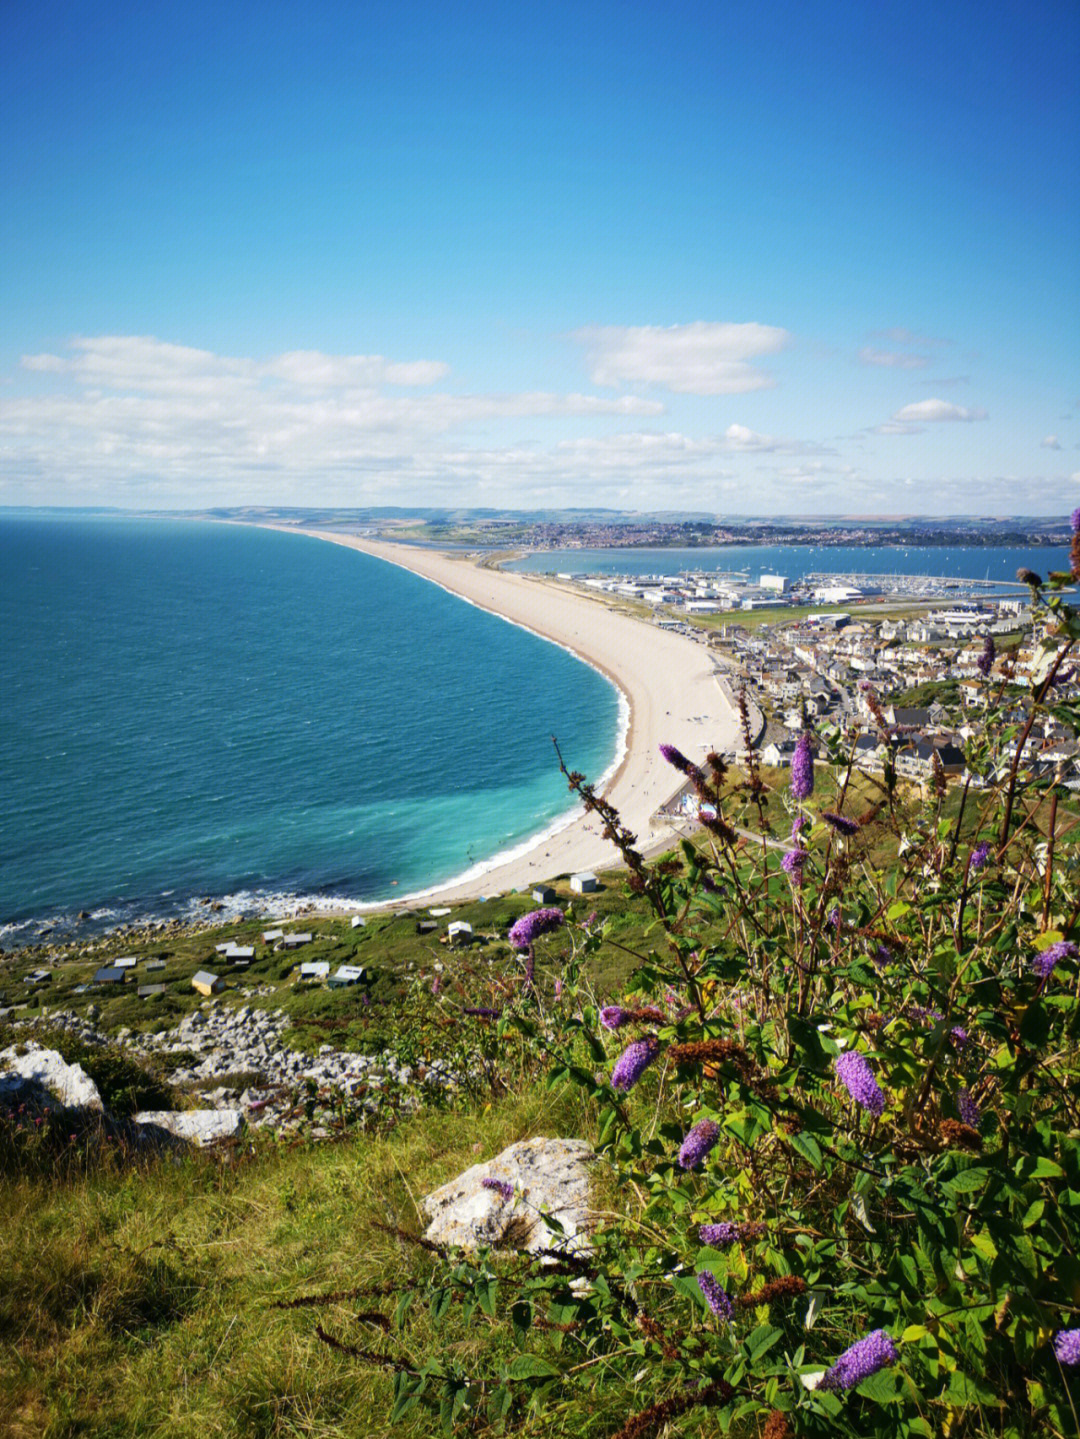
xmin=421 ymin=1137 xmax=596 ymax=1254
xmin=0 ymin=1044 xmax=104 ymax=1112
xmin=133 ymin=1109 xmax=244 ymax=1146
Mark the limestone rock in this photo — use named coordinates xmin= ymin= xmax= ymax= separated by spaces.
xmin=421 ymin=1137 xmax=596 ymax=1254
xmin=0 ymin=1043 xmax=103 ymax=1112
xmin=133 ymin=1109 xmax=244 ymax=1145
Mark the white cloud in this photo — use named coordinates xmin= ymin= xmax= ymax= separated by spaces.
xmin=889 ymin=399 xmax=988 ymax=426
xmin=858 ymin=347 xmax=929 ymax=370
xmin=573 ymin=321 xmax=790 ymax=394
xmin=1041 ymin=434 xmax=1062 ymax=450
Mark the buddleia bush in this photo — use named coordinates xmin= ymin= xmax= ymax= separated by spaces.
xmin=321 ymin=531 xmax=1080 ymax=1438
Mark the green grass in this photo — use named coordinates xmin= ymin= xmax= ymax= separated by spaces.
xmin=1 ymin=1083 xmax=603 ymax=1439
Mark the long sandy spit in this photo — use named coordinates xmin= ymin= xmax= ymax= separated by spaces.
xmin=294 ymin=530 xmax=742 ymax=906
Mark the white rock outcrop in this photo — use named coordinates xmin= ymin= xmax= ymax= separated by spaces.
xmin=133 ymin=1109 xmax=244 ymax=1145
xmin=0 ymin=1044 xmax=103 ymax=1111
xmin=421 ymin=1137 xmax=596 ymax=1254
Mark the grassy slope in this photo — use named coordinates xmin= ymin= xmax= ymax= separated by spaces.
xmin=3 ymin=760 xmax=1068 ymax=1437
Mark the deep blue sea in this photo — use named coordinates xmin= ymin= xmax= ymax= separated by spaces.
xmin=509 ymin=543 xmax=1071 ymax=584
xmin=0 ymin=517 xmax=622 ymax=942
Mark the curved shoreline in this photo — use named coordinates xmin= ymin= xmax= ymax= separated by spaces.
xmin=283 ymin=527 xmax=742 ymax=906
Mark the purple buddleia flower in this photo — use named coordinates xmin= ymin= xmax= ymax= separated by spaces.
xmin=969 ymin=841 xmax=991 ymax=872
xmin=678 ymin=1119 xmax=721 ymax=1169
xmin=464 ymin=1006 xmax=500 ymax=1018
xmin=600 ymin=1005 xmax=627 ymax=1030
xmin=957 ymin=1088 xmax=980 ymax=1128
xmin=1072 ymin=509 xmax=1080 ymax=534
xmin=781 ymin=847 xmax=808 ymax=885
xmin=611 ymin=1036 xmax=660 ymax=1091
xmin=699 ymin=1221 xmax=740 ymax=1248
xmin=554 ymin=978 xmax=563 ymax=998
xmin=1033 ymin=940 xmax=1078 ymax=979
xmin=791 ymin=732 xmax=814 ymax=800
xmin=835 ymin=1050 xmax=886 ymax=1116
xmin=481 ymin=1177 xmax=515 ymax=1202
xmin=791 ymin=814 xmax=808 ymax=840
xmin=950 ymin=1026 xmax=968 ymax=1050
xmin=828 ymin=906 xmax=841 ymax=929
xmin=822 ymin=811 xmax=859 ymax=836
xmin=659 ymin=743 xmax=706 ymax=786
xmin=508 ymin=907 xmax=565 ymax=950
xmin=873 ymin=943 xmax=892 ymax=966
xmin=820 ymin=1329 xmax=898 ymax=1391
xmin=1054 ymin=1329 xmax=1080 ymax=1365
xmin=976 ymin=634 xmax=995 ymax=677
xmin=696 ymin=1271 xmax=734 ymax=1322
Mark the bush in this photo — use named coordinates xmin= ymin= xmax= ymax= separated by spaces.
xmin=320 ymin=552 xmax=1080 ymax=1437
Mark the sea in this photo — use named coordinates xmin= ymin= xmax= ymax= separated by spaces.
xmin=0 ymin=516 xmax=623 ymax=946
xmin=2 ymin=518 xmax=1070 ymax=948
xmin=508 ymin=542 xmax=1072 ymax=585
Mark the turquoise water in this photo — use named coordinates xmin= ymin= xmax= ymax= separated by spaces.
xmin=509 ymin=543 xmax=1071 ymax=583
xmin=0 ymin=518 xmax=621 ymax=941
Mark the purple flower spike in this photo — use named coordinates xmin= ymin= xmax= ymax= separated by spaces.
xmin=600 ymin=1005 xmax=627 ymax=1030
xmin=611 ymin=1036 xmax=660 ymax=1091
xmin=791 ymin=732 xmax=814 ymax=800
xmin=678 ymin=1119 xmax=721 ymax=1170
xmin=696 ymin=1271 xmax=734 ymax=1322
xmin=822 ymin=811 xmax=859 ymax=836
xmin=1072 ymin=508 xmax=1080 ymax=534
xmin=781 ymin=847 xmax=808 ymax=885
xmin=969 ymin=841 xmax=991 ymax=872
xmin=508 ymin=907 xmax=565 ymax=950
xmin=835 ymin=1050 xmax=885 ymax=1116
xmin=1054 ymin=1328 xmax=1080 ymax=1365
xmin=957 ymin=1088 xmax=980 ymax=1128
xmin=1033 ymin=940 xmax=1078 ymax=979
xmin=976 ymin=634 xmax=995 ymax=677
xmin=699 ymin=1221 xmax=740 ymax=1248
xmin=481 ymin=1177 xmax=515 ymax=1202
xmin=820 ymin=1329 xmax=898 ymax=1391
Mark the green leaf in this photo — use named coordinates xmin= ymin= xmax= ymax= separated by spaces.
xmin=787 ymin=1131 xmax=823 ymax=1171
xmin=746 ymin=1324 xmax=783 ymax=1360
xmin=506 ymin=1354 xmax=561 ymax=1381
xmin=1030 ymin=1156 xmax=1065 ymax=1179
xmin=943 ymin=1166 xmax=991 ymax=1196
xmin=946 ymin=1370 xmax=1002 ymax=1407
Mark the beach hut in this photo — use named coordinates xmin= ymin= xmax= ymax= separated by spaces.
xmin=447 ymin=921 xmax=473 ymax=945
xmin=192 ymin=971 xmax=224 ymax=996
xmin=282 ymin=932 xmax=314 ymax=950
xmin=416 ymin=920 xmax=438 ymax=935
xmin=137 ymin=983 xmax=166 ymax=999
xmin=24 ymin=969 xmax=52 ymax=986
xmin=145 ymin=959 xmax=167 ymax=972
xmin=224 ymin=945 xmax=254 ymax=961
xmin=570 ymin=873 xmax=599 ymax=894
xmin=532 ymin=886 xmax=557 ymax=904
xmin=329 ymin=964 xmax=365 ymax=988
xmin=350 ymin=916 xmax=366 ymax=929
xmin=299 ymin=960 xmax=330 ymax=980
xmin=94 ymin=966 xmax=126 ymax=985
xmin=114 ymin=956 xmax=138 ymax=969
xmin=262 ymin=929 xmax=284 ymax=943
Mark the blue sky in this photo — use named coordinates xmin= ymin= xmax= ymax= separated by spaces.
xmin=2 ymin=0 xmax=1078 ymax=514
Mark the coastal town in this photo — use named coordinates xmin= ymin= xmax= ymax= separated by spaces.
xmin=556 ymin=563 xmax=1080 ymax=796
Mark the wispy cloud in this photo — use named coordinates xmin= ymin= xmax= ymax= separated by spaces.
xmin=573 ymin=321 xmax=790 ymax=394
xmin=858 ymin=347 xmax=929 ymax=370
xmin=868 ymin=327 xmax=952 ymax=347
xmin=1041 ymin=434 xmax=1062 ymax=450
